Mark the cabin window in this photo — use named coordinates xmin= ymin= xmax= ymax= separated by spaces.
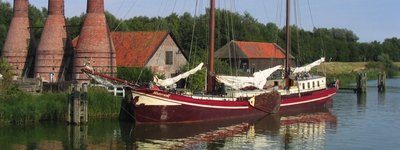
xmin=302 ymin=83 xmax=305 ymax=90
xmin=317 ymin=81 xmax=320 ymax=87
xmin=312 ymin=82 xmax=315 ymax=88
xmin=165 ymin=51 xmax=173 ymax=65
xmin=307 ymin=82 xmax=310 ymax=89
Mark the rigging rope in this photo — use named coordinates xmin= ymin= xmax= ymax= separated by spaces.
xmin=185 ymin=0 xmax=200 ymax=90
xmin=294 ymin=0 xmax=302 ymax=66
xmin=307 ymin=0 xmax=327 ymax=75
xmin=111 ymin=0 xmax=138 ymax=32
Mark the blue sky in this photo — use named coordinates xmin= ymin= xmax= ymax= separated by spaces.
xmin=7 ymin=0 xmax=400 ymax=42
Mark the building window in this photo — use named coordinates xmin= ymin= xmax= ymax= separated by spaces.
xmin=165 ymin=51 xmax=173 ymax=65
xmin=251 ymin=68 xmax=255 ymax=74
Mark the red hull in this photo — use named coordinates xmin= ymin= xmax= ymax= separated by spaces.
xmin=80 ymin=68 xmax=280 ymax=123
xmin=279 ymin=87 xmax=337 ymax=113
xmin=132 ymin=89 xmax=280 ymax=123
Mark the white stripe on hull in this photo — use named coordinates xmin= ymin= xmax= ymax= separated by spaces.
xmin=281 ymin=93 xmax=335 ymax=107
xmin=136 ymin=94 xmax=181 ymax=106
xmin=134 ymin=91 xmax=249 ymax=109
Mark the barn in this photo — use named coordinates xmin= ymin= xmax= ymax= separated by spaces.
xmin=215 ymin=40 xmax=295 ymax=75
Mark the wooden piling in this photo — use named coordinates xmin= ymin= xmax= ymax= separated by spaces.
xmin=81 ymin=84 xmax=88 ymax=123
xmin=67 ymin=83 xmax=88 ymax=125
xmin=72 ymin=84 xmax=80 ymax=124
xmin=356 ymin=73 xmax=367 ymax=93
xmin=378 ymin=72 xmax=386 ymax=92
xmin=119 ymin=87 xmax=135 ymax=122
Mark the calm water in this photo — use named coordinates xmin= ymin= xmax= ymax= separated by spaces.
xmin=1 ymin=79 xmax=399 ymax=150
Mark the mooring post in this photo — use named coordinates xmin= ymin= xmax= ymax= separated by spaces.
xmin=67 ymin=85 xmax=73 ymax=123
xmin=81 ymin=84 xmax=88 ymax=124
xmin=67 ymin=83 xmax=88 ymax=125
xmin=378 ymin=72 xmax=386 ymax=92
xmin=119 ymin=87 xmax=135 ymax=122
xmin=73 ymin=84 xmax=81 ymax=124
xmin=356 ymin=73 xmax=367 ymax=93
xmin=362 ymin=73 xmax=367 ymax=92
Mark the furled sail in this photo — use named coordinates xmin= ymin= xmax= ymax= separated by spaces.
xmin=154 ymin=62 xmax=204 ymax=87
xmin=216 ymin=75 xmax=259 ymax=90
xmin=85 ymin=72 xmax=116 ymax=87
xmin=292 ymin=57 xmax=325 ymax=74
xmin=216 ymin=65 xmax=282 ymax=90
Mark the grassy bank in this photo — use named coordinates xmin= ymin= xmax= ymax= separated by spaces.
xmin=325 ymin=71 xmax=380 ymax=88
xmin=316 ymin=62 xmax=398 ymax=87
xmin=0 ymin=87 xmax=122 ymax=124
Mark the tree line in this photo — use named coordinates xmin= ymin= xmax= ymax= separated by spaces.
xmin=1 ymin=2 xmax=400 ymax=66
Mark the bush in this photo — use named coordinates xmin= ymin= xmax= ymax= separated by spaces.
xmin=366 ymin=53 xmax=398 ymax=77
xmin=0 ymin=57 xmax=13 ymax=91
xmin=117 ymin=67 xmax=153 ymax=85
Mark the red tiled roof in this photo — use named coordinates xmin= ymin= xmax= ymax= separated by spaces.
xmin=234 ymin=41 xmax=286 ymax=59
xmin=111 ymin=31 xmax=169 ymax=67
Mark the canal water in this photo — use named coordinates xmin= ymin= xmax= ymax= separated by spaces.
xmin=0 ymin=79 xmax=399 ymax=150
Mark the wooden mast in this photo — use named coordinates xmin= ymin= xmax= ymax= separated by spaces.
xmin=285 ymin=0 xmax=291 ymax=88
xmin=207 ymin=0 xmax=216 ymax=94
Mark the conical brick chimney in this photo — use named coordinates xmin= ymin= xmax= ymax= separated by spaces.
xmin=2 ymin=0 xmax=30 ymax=77
xmin=73 ymin=0 xmax=116 ymax=83
xmin=35 ymin=0 xmax=67 ymax=83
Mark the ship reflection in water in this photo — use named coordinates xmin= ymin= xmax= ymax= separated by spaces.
xmin=2 ymin=100 xmax=336 ymax=150
xmin=126 ymin=101 xmax=337 ymax=149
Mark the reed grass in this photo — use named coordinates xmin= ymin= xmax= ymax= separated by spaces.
xmin=87 ymin=87 xmax=122 ymax=119
xmin=0 ymin=91 xmax=67 ymax=124
xmin=0 ymin=86 xmax=122 ymax=124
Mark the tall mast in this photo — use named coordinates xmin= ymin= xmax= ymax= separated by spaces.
xmin=285 ymin=0 xmax=291 ymax=80
xmin=207 ymin=0 xmax=216 ymax=93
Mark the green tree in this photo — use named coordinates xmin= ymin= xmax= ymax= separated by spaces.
xmin=66 ymin=14 xmax=85 ymax=39
xmin=28 ymin=4 xmax=46 ymax=42
xmin=377 ymin=53 xmax=397 ymax=77
xmin=382 ymin=37 xmax=400 ymax=61
xmin=0 ymin=1 xmax=13 ymax=55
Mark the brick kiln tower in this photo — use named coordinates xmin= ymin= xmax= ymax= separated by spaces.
xmin=2 ymin=0 xmax=30 ymax=77
xmin=35 ymin=0 xmax=67 ymax=82
xmin=73 ymin=0 xmax=117 ymax=83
